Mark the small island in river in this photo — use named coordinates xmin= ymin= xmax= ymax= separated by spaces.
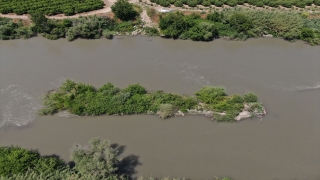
xmin=40 ymin=79 xmax=266 ymax=122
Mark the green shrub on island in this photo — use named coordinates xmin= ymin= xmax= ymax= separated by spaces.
xmin=40 ymin=79 xmax=265 ymax=121
xmin=243 ymin=92 xmax=258 ymax=102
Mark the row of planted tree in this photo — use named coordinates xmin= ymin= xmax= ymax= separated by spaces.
xmin=0 ymin=0 xmax=104 ymax=16
xmin=150 ymin=0 xmax=320 ymax=8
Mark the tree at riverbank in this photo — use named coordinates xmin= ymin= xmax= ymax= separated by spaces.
xmin=24 ymin=10 xmax=142 ymax=41
xmin=0 ymin=17 xmax=34 ymax=40
xmin=0 ymin=138 xmax=232 ymax=180
xmin=1 ymin=6 xmax=319 ymax=45
xmin=39 ymin=79 xmax=265 ymax=122
xmin=112 ymin=0 xmax=139 ymax=21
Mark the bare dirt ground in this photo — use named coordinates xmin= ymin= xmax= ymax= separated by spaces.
xmin=140 ymin=9 xmax=154 ymax=27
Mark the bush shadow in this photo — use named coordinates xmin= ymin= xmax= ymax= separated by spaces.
xmin=111 ymin=143 xmax=142 ymax=179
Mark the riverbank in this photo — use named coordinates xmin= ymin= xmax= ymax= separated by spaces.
xmin=1 ymin=6 xmax=320 ymax=45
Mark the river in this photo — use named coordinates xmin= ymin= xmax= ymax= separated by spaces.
xmin=0 ymin=37 xmax=319 ymax=180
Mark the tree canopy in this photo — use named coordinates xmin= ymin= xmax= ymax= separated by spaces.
xmin=111 ymin=0 xmax=138 ymax=21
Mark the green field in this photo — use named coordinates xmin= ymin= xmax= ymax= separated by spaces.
xmin=0 ymin=0 xmax=104 ymax=16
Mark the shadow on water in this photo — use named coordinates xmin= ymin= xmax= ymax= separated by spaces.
xmin=111 ymin=143 xmax=142 ymax=179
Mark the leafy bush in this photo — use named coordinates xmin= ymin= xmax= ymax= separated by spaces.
xmin=187 ymin=0 xmax=198 ymax=7
xmin=0 ymin=146 xmax=63 ymax=176
xmin=229 ymin=13 xmax=253 ymax=32
xmin=244 ymin=92 xmax=258 ymax=102
xmin=214 ymin=0 xmax=225 ymax=7
xmin=231 ymin=94 xmax=244 ymax=103
xmin=226 ymin=0 xmax=238 ymax=7
xmin=213 ymin=111 xmax=237 ymax=122
xmin=103 ymin=29 xmax=114 ymax=39
xmin=122 ymin=84 xmax=147 ymax=95
xmin=174 ymin=1 xmax=184 ymax=7
xmin=206 ymin=12 xmax=224 ymax=22
xmin=159 ymin=12 xmax=196 ymax=38
xmin=143 ymin=27 xmax=160 ymax=36
xmin=111 ymin=0 xmax=138 ymax=21
xmin=157 ymin=104 xmax=174 ymax=118
xmin=71 ymin=137 xmax=119 ymax=178
xmin=66 ymin=16 xmax=116 ymax=41
xmin=255 ymin=1 xmax=264 ymax=7
xmin=195 ymin=86 xmax=226 ymax=104
xmin=202 ymin=1 xmax=211 ymax=6
xmin=300 ymin=27 xmax=315 ymax=39
xmin=0 ymin=18 xmax=34 ymax=40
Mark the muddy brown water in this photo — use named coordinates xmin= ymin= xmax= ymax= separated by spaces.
xmin=0 ymin=37 xmax=319 ymax=180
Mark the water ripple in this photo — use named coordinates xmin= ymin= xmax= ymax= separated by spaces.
xmin=0 ymin=85 xmax=41 ymax=128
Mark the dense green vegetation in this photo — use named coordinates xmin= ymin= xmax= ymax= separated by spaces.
xmin=0 ymin=146 xmax=63 ymax=176
xmin=39 ymin=79 xmax=263 ymax=121
xmin=159 ymin=8 xmax=320 ymax=45
xmin=150 ymin=0 xmax=320 ymax=8
xmin=0 ymin=0 xmax=104 ymax=16
xmin=0 ymin=138 xmax=233 ymax=180
xmin=0 ymin=0 xmax=144 ymax=41
xmin=0 ymin=17 xmax=34 ymax=40
xmin=26 ymin=11 xmax=141 ymax=41
xmin=2 ymin=2 xmax=318 ymax=44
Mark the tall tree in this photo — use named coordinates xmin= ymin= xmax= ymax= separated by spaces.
xmin=111 ymin=0 xmax=137 ymax=21
xmin=30 ymin=11 xmax=50 ymax=33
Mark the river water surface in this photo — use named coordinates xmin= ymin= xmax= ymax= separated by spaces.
xmin=0 ymin=37 xmax=319 ymax=180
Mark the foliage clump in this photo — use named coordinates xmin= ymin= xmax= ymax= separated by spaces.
xmin=243 ymin=92 xmax=258 ymax=102
xmin=111 ymin=0 xmax=138 ymax=21
xmin=39 ymin=79 xmax=198 ymax=117
xmin=158 ymin=8 xmax=320 ymax=45
xmin=195 ymin=86 xmax=226 ymax=104
xmin=0 ymin=146 xmax=63 ymax=177
xmin=157 ymin=104 xmax=175 ymax=119
xmin=40 ymin=80 xmax=265 ymax=122
xmin=0 ymin=17 xmax=34 ymax=40
xmin=70 ymin=138 xmax=120 ymax=179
